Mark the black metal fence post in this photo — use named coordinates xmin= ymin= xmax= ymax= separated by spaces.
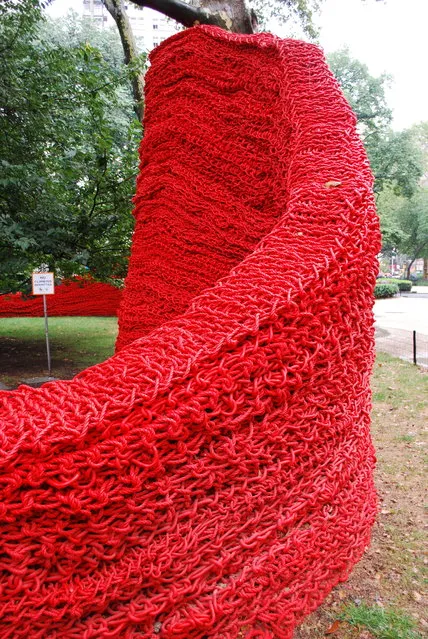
xmin=413 ymin=330 xmax=417 ymax=366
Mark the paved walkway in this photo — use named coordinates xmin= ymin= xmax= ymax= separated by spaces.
xmin=409 ymin=285 xmax=428 ymax=295
xmin=374 ymin=293 xmax=428 ymax=367
xmin=374 ymin=295 xmax=428 ymax=335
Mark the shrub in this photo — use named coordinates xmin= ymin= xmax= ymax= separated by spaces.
xmin=378 ymin=279 xmax=412 ymax=292
xmin=375 ymin=281 xmax=399 ymax=298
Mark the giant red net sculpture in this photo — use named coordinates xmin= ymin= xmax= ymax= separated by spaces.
xmin=0 ymin=27 xmax=380 ymax=639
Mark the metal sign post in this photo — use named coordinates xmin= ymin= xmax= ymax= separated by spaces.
xmin=32 ymin=271 xmax=55 ymax=377
xmin=42 ymin=294 xmax=52 ymax=376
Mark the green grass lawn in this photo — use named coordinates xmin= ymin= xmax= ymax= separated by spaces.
xmin=340 ymin=603 xmax=422 ymax=639
xmin=0 ymin=316 xmax=118 ymax=386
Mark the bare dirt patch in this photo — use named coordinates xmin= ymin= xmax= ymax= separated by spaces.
xmin=0 ymin=336 xmax=81 ymax=387
xmin=0 ymin=317 xmax=117 ymax=388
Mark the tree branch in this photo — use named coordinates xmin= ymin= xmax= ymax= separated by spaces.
xmin=131 ymin=0 xmax=224 ymax=28
xmin=129 ymin=0 xmax=255 ymax=34
xmin=103 ymin=0 xmax=145 ymax=120
xmin=406 ymin=239 xmax=428 ymax=278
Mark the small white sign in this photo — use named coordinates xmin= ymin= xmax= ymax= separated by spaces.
xmin=32 ymin=272 xmax=55 ymax=295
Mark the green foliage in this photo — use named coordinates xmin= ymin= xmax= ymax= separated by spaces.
xmin=395 ymin=190 xmax=428 ymax=267
xmin=328 ymin=49 xmax=392 ymax=134
xmin=328 ymin=49 xmax=424 ymax=199
xmin=378 ymin=278 xmax=412 ymax=291
xmin=376 ymin=182 xmax=428 ymax=271
xmin=0 ymin=3 xmax=145 ymax=294
xmin=409 ymin=121 xmax=428 ymax=182
xmin=376 ymin=185 xmax=407 ymax=251
xmin=370 ymin=129 xmax=424 ymax=198
xmin=341 ymin=603 xmax=422 ymax=639
xmin=251 ymin=0 xmax=323 ymax=37
xmin=375 ymin=281 xmax=399 ymax=298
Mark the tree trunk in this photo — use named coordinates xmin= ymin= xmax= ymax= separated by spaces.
xmin=406 ymin=256 xmax=418 ymax=280
xmin=424 ymin=257 xmax=428 ymax=280
xmin=103 ymin=0 xmax=145 ymax=121
xmin=129 ymin=0 xmax=256 ymax=34
xmin=105 ymin=0 xmax=255 ymax=117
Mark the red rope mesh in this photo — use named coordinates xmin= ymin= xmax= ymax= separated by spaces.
xmin=0 ymin=278 xmax=122 ymax=317
xmin=0 ymin=27 xmax=380 ymax=639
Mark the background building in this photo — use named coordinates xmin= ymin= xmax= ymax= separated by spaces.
xmin=82 ymin=0 xmax=177 ymax=50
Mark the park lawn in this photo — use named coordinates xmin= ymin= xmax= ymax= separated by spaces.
xmin=0 ymin=321 xmax=426 ymax=637
xmin=0 ymin=316 xmax=118 ymax=387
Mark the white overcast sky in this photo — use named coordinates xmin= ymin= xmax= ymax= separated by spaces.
xmin=47 ymin=0 xmax=428 ymax=131
xmin=316 ymin=0 xmax=428 ymax=131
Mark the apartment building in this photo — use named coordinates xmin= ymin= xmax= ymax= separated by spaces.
xmin=82 ymin=0 xmax=177 ymax=50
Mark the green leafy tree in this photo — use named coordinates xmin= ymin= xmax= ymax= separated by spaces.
xmin=375 ymin=185 xmax=407 ymax=252
xmin=395 ymin=190 xmax=428 ymax=278
xmin=409 ymin=121 xmax=428 ymax=185
xmin=377 ymin=186 xmax=428 ymax=276
xmin=369 ymin=129 xmax=424 ymax=198
xmin=0 ymin=2 xmax=144 ymax=293
xmin=328 ymin=49 xmax=424 ymax=198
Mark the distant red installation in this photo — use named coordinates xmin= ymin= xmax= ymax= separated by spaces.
xmin=0 ymin=277 xmax=122 ymax=317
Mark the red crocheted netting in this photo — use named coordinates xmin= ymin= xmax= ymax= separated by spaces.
xmin=0 ymin=27 xmax=380 ymax=639
xmin=0 ymin=278 xmax=121 ymax=317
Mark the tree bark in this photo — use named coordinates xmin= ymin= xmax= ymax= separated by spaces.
xmin=103 ymin=0 xmax=145 ymax=121
xmin=129 ymin=0 xmax=256 ymax=34
xmin=406 ymin=241 xmax=428 ymax=279
xmin=104 ymin=0 xmax=256 ymax=113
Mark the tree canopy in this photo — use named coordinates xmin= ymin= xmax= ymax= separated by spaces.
xmin=0 ymin=1 xmax=144 ymax=293
xmin=2 ymin=0 xmax=426 ymax=292
xmin=328 ymin=49 xmax=424 ymax=199
xmin=377 ymin=185 xmax=428 ymax=274
xmin=328 ymin=48 xmax=427 ymax=272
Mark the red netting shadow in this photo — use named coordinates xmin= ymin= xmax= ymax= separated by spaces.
xmin=0 ymin=27 xmax=380 ymax=639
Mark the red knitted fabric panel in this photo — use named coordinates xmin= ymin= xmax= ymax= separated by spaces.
xmin=116 ymin=30 xmax=289 ymax=350
xmin=0 ymin=27 xmax=380 ymax=639
xmin=0 ymin=278 xmax=122 ymax=317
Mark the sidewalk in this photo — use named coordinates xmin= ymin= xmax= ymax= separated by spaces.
xmin=374 ymin=294 xmax=428 ymax=366
xmin=374 ymin=295 xmax=428 ymax=335
xmin=375 ymin=326 xmax=428 ymax=367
